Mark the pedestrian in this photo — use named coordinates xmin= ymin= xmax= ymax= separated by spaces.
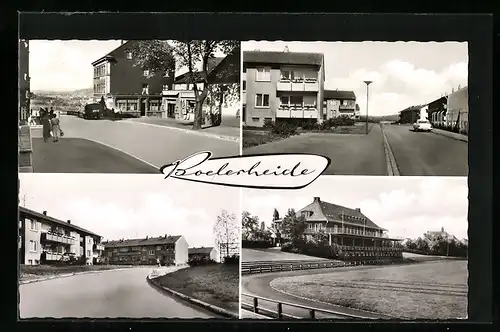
xmin=50 ymin=113 xmax=61 ymax=142
xmin=41 ymin=112 xmax=51 ymax=143
xmin=156 ymin=257 xmax=161 ymax=267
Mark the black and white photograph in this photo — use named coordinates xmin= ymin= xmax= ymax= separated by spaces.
xmin=18 ymin=40 xmax=240 ymax=173
xmin=240 ymin=176 xmax=468 ymax=319
xmin=18 ymin=174 xmax=240 ymax=319
xmin=241 ymin=41 xmax=468 ymax=176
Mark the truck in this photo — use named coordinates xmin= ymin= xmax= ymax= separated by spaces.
xmin=79 ymin=103 xmax=102 ymax=120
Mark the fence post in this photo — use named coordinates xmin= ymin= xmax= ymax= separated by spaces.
xmin=253 ymin=297 xmax=258 ymax=313
xmin=277 ymin=302 xmax=283 ymax=319
xmin=309 ymin=309 xmax=315 ymax=319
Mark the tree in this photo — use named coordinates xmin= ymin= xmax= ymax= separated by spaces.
xmin=213 ymin=209 xmax=239 ymax=258
xmin=415 ymin=237 xmax=430 ymax=253
xmin=272 ymin=208 xmax=280 ymax=221
xmin=131 ymin=40 xmax=239 ymax=130
xmin=242 ymin=210 xmax=259 ymax=241
xmin=280 ymin=208 xmax=307 ymax=247
xmin=205 ymin=83 xmax=240 ymax=126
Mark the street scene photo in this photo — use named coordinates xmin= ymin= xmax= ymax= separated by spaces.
xmin=241 ymin=41 xmax=468 ymax=176
xmin=18 ymin=39 xmax=240 ymax=173
xmin=18 ymin=174 xmax=240 ymax=319
xmin=240 ymin=176 xmax=468 ymax=319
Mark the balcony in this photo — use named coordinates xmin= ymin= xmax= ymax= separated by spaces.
xmin=307 ymin=228 xmax=386 ymax=238
xmin=45 ymin=252 xmax=63 ymax=261
xmin=94 ymin=243 xmax=105 ymax=251
xmin=276 ymin=107 xmax=318 ymax=119
xmin=42 ymin=232 xmax=76 ymax=245
xmin=277 ymin=80 xmax=319 ymax=92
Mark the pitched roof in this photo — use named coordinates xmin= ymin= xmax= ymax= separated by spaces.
xmin=297 ymin=198 xmax=385 ymax=230
xmin=188 ymin=247 xmax=214 ymax=254
xmin=92 ymin=40 xmax=132 ymax=66
xmin=400 ymin=105 xmax=424 ymax=113
xmin=324 ymin=90 xmax=356 ymax=100
xmin=19 ymin=206 xmax=101 ymax=237
xmin=174 ymin=57 xmax=224 ymax=84
xmin=244 ymin=51 xmax=324 ymax=66
xmin=103 ymin=235 xmax=182 ymax=248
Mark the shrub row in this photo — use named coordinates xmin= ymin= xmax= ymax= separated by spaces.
xmin=223 ymin=254 xmax=240 ymax=265
xmin=188 ymin=256 xmax=217 ymax=267
xmin=242 ymin=240 xmax=274 ymax=249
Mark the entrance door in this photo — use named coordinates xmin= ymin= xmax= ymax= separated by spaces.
xmin=167 ymin=104 xmax=175 ymax=118
xmin=242 ymin=105 xmax=246 ymax=122
xmin=140 ymin=99 xmax=146 ymax=116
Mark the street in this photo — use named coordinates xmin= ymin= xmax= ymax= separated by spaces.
xmin=383 ymin=124 xmax=468 ymax=176
xmin=31 ymin=115 xmax=239 ymax=173
xmin=19 ymin=267 xmax=218 ymax=318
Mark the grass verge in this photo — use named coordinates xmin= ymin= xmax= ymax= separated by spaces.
xmin=19 ymin=264 xmax=133 ymax=283
xmin=270 ymin=260 xmax=467 ymax=319
xmin=155 ymin=264 xmax=239 ymax=314
xmin=243 ymin=128 xmax=294 ymax=148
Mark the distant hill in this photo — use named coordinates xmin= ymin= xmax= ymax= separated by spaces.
xmin=32 ymin=88 xmax=93 ymax=97
xmin=358 ymin=114 xmax=400 ymax=122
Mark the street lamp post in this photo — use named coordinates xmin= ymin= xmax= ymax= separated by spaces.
xmin=363 ymin=81 xmax=373 ymax=135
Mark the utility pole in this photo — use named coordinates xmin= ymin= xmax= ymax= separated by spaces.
xmin=363 ymin=81 xmax=373 ymax=135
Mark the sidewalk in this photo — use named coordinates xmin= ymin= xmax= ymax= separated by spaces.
xmin=431 ymin=128 xmax=468 ymax=142
xmin=123 ymin=117 xmax=240 ymax=141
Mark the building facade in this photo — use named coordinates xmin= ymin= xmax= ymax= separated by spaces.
xmin=242 ymin=50 xmax=325 ymax=127
xmin=188 ymin=247 xmax=218 ymax=262
xmin=427 ymin=95 xmax=448 ymax=127
xmin=445 ymin=86 xmax=468 ymax=134
xmin=399 ymin=105 xmax=426 ymax=124
xmin=103 ymin=235 xmax=188 ymax=266
xmin=273 ymin=197 xmax=403 ymax=260
xmin=323 ymin=90 xmax=358 ymax=120
xmin=19 ymin=39 xmax=31 ymax=125
xmin=19 ymin=207 xmax=104 ymax=265
xmin=91 ymin=40 xmax=175 ymax=118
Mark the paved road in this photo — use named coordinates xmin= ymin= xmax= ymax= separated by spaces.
xmin=32 ymin=138 xmax=159 ymax=173
xmin=19 ymin=268 xmax=218 ymax=318
xmin=383 ymin=124 xmax=468 ymax=176
xmin=55 ymin=115 xmax=239 ymax=169
xmin=241 ymin=266 xmax=390 ymax=319
xmin=243 ymin=124 xmax=386 ymax=176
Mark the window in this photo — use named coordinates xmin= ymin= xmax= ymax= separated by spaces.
xmin=251 ymin=117 xmax=260 ymax=122
xmin=142 ymin=84 xmax=149 ymax=94
xmin=87 ymin=250 xmax=91 ymax=257
xmin=35 ymin=260 xmax=39 ymax=265
xmin=292 ymin=71 xmax=304 ymax=82
xmin=280 ymin=70 xmax=291 ymax=81
xmin=255 ymin=94 xmax=270 ymax=108
xmin=290 ymin=96 xmax=303 ymax=107
xmin=157 ymin=246 xmax=162 ymax=250
xmin=162 ymin=84 xmax=169 ymax=91
xmin=150 ymin=102 xmax=159 ymax=111
xmin=126 ymin=51 xmax=132 ymax=60
xmin=29 ymin=219 xmax=37 ymax=231
xmin=29 ymin=240 xmax=37 ymax=252
xmin=28 ymin=259 xmax=32 ymax=265
xmin=256 ymin=67 xmax=271 ymax=81
xmin=242 ymin=80 xmax=246 ymax=91
xmin=143 ymin=70 xmax=150 ymax=76
xmin=88 ymin=238 xmax=91 ymax=244
xmin=148 ymin=250 xmax=155 ymax=255
xmin=264 ymin=117 xmax=272 ymax=122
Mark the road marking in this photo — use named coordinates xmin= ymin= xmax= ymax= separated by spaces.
xmin=380 ymin=124 xmax=400 ymax=176
xmin=120 ymin=120 xmax=240 ymax=143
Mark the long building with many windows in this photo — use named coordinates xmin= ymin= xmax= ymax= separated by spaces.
xmin=19 ymin=207 xmax=104 ymax=265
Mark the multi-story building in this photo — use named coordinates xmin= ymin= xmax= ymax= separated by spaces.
xmin=445 ymin=85 xmax=468 ymax=134
xmin=103 ymin=235 xmax=188 ymax=266
xmin=426 ymin=95 xmax=448 ymax=127
xmin=242 ymin=50 xmax=325 ymax=127
xmin=19 ymin=39 xmax=31 ymax=125
xmin=399 ymin=105 xmax=426 ymax=124
xmin=188 ymin=247 xmax=219 ymax=262
xmin=91 ymin=40 xmax=175 ymax=118
xmin=323 ymin=90 xmax=358 ymax=119
xmin=18 ymin=207 xmax=104 ymax=265
xmin=273 ymin=197 xmax=403 ymax=260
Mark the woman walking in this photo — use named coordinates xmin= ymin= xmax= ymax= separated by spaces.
xmin=41 ymin=111 xmax=51 ymax=143
xmin=50 ymin=113 xmax=61 ymax=142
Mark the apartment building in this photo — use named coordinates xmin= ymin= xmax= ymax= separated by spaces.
xmin=91 ymin=40 xmax=175 ymax=117
xmin=323 ymin=90 xmax=359 ymax=120
xmin=273 ymin=197 xmax=403 ymax=259
xmin=445 ymin=86 xmax=468 ymax=134
xmin=19 ymin=39 xmax=31 ymax=125
xmin=188 ymin=247 xmax=219 ymax=262
xmin=162 ymin=46 xmax=240 ymax=123
xmin=399 ymin=105 xmax=426 ymax=124
xmin=18 ymin=207 xmax=104 ymax=265
xmin=103 ymin=235 xmax=188 ymax=266
xmin=242 ymin=50 xmax=325 ymax=127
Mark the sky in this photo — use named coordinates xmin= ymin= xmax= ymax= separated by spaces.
xmin=242 ymin=176 xmax=468 ymax=241
xmin=28 ymin=40 xmax=227 ymax=92
xmin=242 ymin=41 xmax=468 ymax=116
xmin=19 ymin=174 xmax=240 ymax=248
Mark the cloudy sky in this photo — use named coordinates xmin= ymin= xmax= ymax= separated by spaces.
xmin=242 ymin=41 xmax=468 ymax=116
xmin=28 ymin=40 xmax=226 ymax=92
xmin=242 ymin=176 xmax=468 ymax=240
xmin=19 ymin=174 xmax=240 ymax=248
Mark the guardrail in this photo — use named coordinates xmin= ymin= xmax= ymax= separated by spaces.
xmin=241 ymin=293 xmax=369 ymax=319
xmin=241 ymin=260 xmax=344 ymax=275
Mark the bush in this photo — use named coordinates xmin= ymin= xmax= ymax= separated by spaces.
xmin=271 ymin=121 xmax=298 ymax=136
xmin=242 ymin=240 xmax=273 ymax=249
xmin=263 ymin=119 xmax=274 ymax=129
xmin=188 ymin=255 xmax=217 ymax=267
xmin=223 ymin=254 xmax=239 ymax=265
xmin=281 ymin=242 xmax=300 ymax=253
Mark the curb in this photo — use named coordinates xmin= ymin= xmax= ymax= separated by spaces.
xmin=19 ymin=266 xmax=135 ymax=285
xmin=430 ymin=130 xmax=468 ymax=143
xmin=146 ymin=275 xmax=238 ymax=319
xmin=380 ymin=124 xmax=400 ymax=176
xmin=122 ymin=120 xmax=240 ymax=143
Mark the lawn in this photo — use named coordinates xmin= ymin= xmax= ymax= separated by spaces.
xmin=270 ymin=260 xmax=468 ymax=319
xmin=155 ymin=263 xmax=239 ymax=314
xmin=243 ymin=128 xmax=293 ymax=148
xmin=242 ymin=248 xmax=329 ymax=262
xmin=19 ymin=264 xmax=132 ymax=282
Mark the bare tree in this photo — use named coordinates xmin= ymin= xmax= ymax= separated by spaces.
xmin=214 ymin=209 xmax=239 ymax=258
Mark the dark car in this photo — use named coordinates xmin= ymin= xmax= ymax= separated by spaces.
xmin=79 ymin=103 xmax=102 ymax=120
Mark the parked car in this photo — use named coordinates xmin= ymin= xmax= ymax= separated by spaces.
xmin=79 ymin=103 xmax=102 ymax=120
xmin=413 ymin=119 xmax=432 ymax=132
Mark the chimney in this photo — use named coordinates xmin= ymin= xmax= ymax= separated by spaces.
xmin=355 ymin=208 xmax=361 ymax=212
xmin=313 ymin=197 xmax=321 ymax=202
xmin=42 ymin=211 xmax=47 ymax=216
xmin=67 ymin=220 xmax=71 ymax=224
xmin=121 ymin=40 xmax=125 ymax=45
xmin=441 ymin=227 xmax=444 ymax=232
xmin=284 ymin=46 xmax=289 ymax=53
